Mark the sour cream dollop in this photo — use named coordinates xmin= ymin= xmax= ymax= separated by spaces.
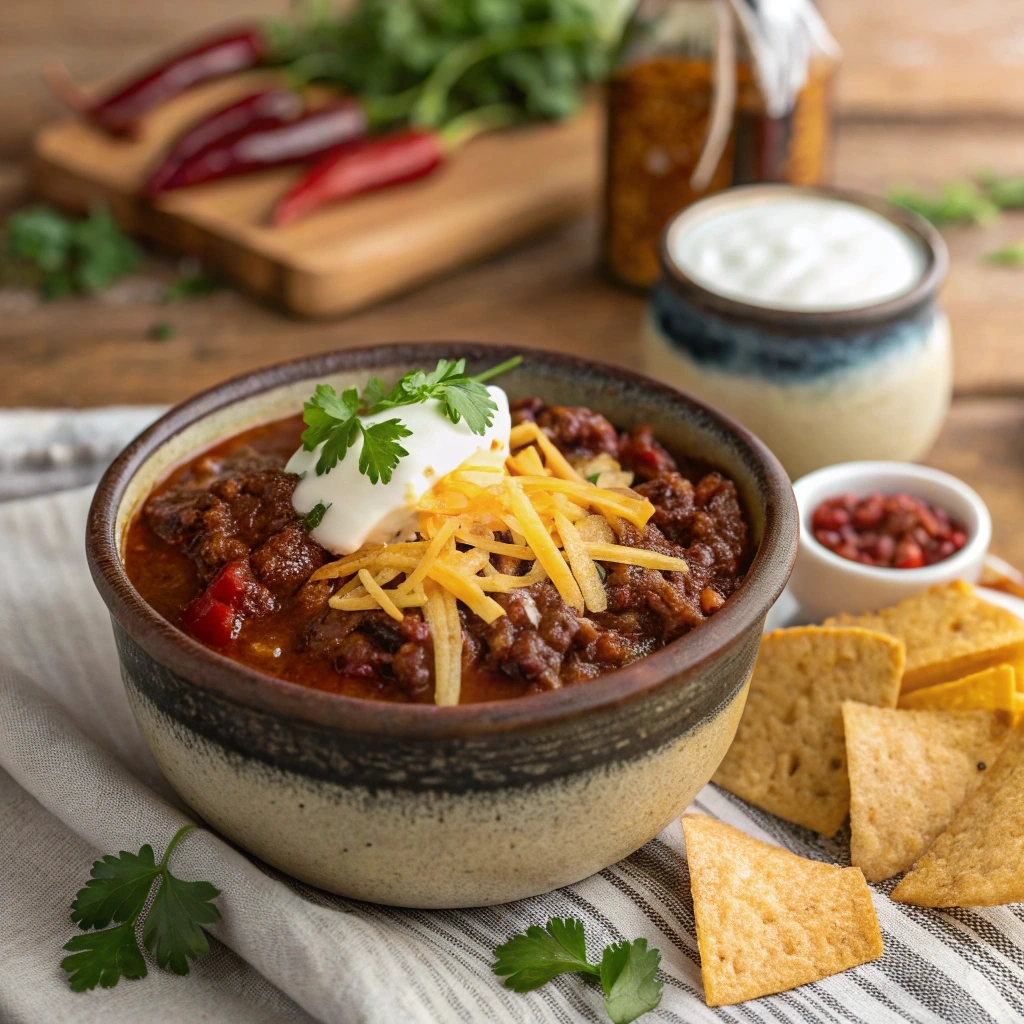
xmin=668 ymin=195 xmax=927 ymax=313
xmin=287 ymin=384 xmax=511 ymax=554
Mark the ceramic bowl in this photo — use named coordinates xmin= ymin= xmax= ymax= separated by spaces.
xmin=86 ymin=342 xmax=797 ymax=908
xmin=788 ymin=461 xmax=991 ymax=622
xmin=642 ymin=184 xmax=951 ymax=480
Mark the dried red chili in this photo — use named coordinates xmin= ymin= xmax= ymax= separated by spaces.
xmin=811 ymin=493 xmax=968 ymax=569
xmin=142 ymin=89 xmax=303 ymax=197
xmin=46 ymin=25 xmax=267 ymax=138
xmin=156 ymin=100 xmax=370 ymax=191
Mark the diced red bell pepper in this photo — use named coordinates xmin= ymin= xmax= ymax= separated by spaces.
xmin=182 ymin=591 xmax=239 ymax=647
xmin=205 ymin=561 xmax=251 ymax=609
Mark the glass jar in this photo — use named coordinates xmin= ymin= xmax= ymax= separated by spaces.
xmin=602 ymin=0 xmax=837 ymax=289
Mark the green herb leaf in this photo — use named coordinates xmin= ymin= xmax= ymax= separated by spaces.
xmin=984 ymin=240 xmax=1024 ymax=266
xmin=148 ymin=320 xmax=176 ymax=341
xmin=301 ymin=384 xmax=360 ymax=453
xmin=61 ymin=922 xmax=148 ymax=992
xmin=61 ymin=824 xmax=219 ymax=993
xmin=599 ymin=939 xmax=663 ymax=1024
xmin=358 ymin=419 xmax=413 ymax=484
xmin=142 ymin=873 xmax=221 ymax=976
xmin=980 ymin=171 xmax=1024 ymax=209
xmin=303 ymin=501 xmax=332 ymax=529
xmin=70 ymin=844 xmax=161 ymax=930
xmin=71 ymin=206 xmax=143 ymax=292
xmin=493 ymin=917 xmax=598 ymax=992
xmin=6 ymin=206 xmax=74 ymax=273
xmin=316 ymin=414 xmax=360 ymax=476
xmin=439 ymin=377 xmax=495 ymax=433
xmin=587 ymin=472 xmax=601 ymax=484
xmin=887 ymin=182 xmax=999 ymax=227
xmin=164 ymin=261 xmax=219 ymax=302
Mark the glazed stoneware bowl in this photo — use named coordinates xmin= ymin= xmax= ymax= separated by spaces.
xmin=86 ymin=342 xmax=797 ymax=909
xmin=642 ymin=184 xmax=951 ymax=480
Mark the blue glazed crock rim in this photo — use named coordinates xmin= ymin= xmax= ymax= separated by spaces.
xmin=658 ymin=183 xmax=949 ymax=331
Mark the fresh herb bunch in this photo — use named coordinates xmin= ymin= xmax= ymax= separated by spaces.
xmin=61 ymin=825 xmax=220 ymax=992
xmin=300 ymin=355 xmax=521 ymax=482
xmin=265 ymin=0 xmax=620 ymax=127
xmin=2 ymin=204 xmax=142 ymax=299
xmin=493 ymin=917 xmax=662 ymax=1024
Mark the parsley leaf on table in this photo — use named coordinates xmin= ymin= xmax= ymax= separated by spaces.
xmin=493 ymin=917 xmax=597 ymax=991
xmin=300 ymin=356 xmax=520 ymax=482
xmin=163 ymin=261 xmax=219 ymax=302
xmin=60 ymin=824 xmax=220 ymax=992
xmin=599 ymin=940 xmax=663 ymax=1024
xmin=493 ymin=917 xmax=663 ymax=1023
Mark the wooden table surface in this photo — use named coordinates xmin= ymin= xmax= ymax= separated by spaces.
xmin=2 ymin=0 xmax=1023 ymax=565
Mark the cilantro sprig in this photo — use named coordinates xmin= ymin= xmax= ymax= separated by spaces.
xmin=493 ymin=917 xmax=662 ymax=1024
xmin=61 ymin=824 xmax=220 ymax=992
xmin=301 ymin=355 xmax=521 ymax=483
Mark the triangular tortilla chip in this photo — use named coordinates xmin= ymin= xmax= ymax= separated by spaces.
xmin=891 ymin=727 xmax=1024 ymax=907
xmin=682 ymin=815 xmax=883 ymax=1007
xmin=712 ymin=626 xmax=904 ymax=836
xmin=826 ymin=581 xmax=1024 ymax=693
xmin=843 ymin=702 xmax=1010 ymax=881
xmin=898 ymin=664 xmax=1017 ymax=713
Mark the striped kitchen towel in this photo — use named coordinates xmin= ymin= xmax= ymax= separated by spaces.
xmin=0 ymin=485 xmax=1021 ymax=1024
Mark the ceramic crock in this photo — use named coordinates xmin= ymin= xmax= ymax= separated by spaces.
xmin=86 ymin=342 xmax=797 ymax=909
xmin=643 ymin=184 xmax=951 ymax=480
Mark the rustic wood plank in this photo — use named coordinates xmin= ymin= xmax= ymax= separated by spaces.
xmin=925 ymin=398 xmax=1024 ymax=570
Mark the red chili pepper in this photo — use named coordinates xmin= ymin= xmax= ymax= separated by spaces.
xmin=142 ymin=89 xmax=303 ymax=197
xmin=272 ymin=129 xmax=444 ymax=226
xmin=45 ymin=25 xmax=267 ymax=138
xmin=158 ymin=101 xmax=370 ymax=191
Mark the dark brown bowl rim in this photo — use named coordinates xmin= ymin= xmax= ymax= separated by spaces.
xmin=658 ymin=183 xmax=949 ymax=330
xmin=86 ymin=342 xmax=797 ymax=741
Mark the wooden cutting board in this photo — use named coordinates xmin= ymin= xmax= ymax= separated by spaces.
xmin=31 ymin=74 xmax=601 ymax=318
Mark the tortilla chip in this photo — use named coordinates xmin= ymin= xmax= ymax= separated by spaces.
xmin=898 ymin=664 xmax=1017 ymax=714
xmin=890 ymin=727 xmax=1024 ymax=906
xmin=842 ymin=702 xmax=1009 ymax=881
xmin=712 ymin=627 xmax=904 ymax=836
xmin=1014 ymin=660 xmax=1024 ymax=693
xmin=826 ymin=581 xmax=1024 ymax=693
xmin=682 ymin=815 xmax=883 ymax=1007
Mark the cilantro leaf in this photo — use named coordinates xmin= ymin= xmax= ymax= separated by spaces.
xmin=143 ymin=873 xmax=221 ymax=975
xmin=360 ymin=375 xmax=387 ymax=408
xmin=303 ymin=501 xmax=332 ymax=529
xmin=984 ymin=240 xmax=1024 ymax=266
xmin=62 ymin=922 xmax=148 ymax=992
xmin=358 ymin=419 xmax=412 ymax=484
xmin=164 ymin=260 xmax=219 ymax=302
xmin=71 ymin=206 xmax=143 ymax=292
xmin=316 ymin=415 xmax=360 ymax=476
xmin=981 ymin=171 xmax=1024 ymax=209
xmin=599 ymin=939 xmax=663 ymax=1024
xmin=5 ymin=206 xmax=73 ymax=272
xmin=70 ymin=844 xmax=161 ymax=930
xmin=301 ymin=384 xmax=359 ymax=454
xmin=439 ymin=377 xmax=495 ymax=433
xmin=61 ymin=824 xmax=219 ymax=993
xmin=493 ymin=917 xmax=598 ymax=992
xmin=887 ymin=181 xmax=999 ymax=227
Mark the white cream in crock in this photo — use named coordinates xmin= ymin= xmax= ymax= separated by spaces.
xmin=668 ymin=195 xmax=927 ymax=313
xmin=645 ymin=191 xmax=950 ymax=479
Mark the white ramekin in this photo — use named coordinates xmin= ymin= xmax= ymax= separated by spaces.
xmin=788 ymin=461 xmax=991 ymax=622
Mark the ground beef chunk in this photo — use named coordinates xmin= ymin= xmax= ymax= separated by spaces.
xmin=618 ymin=425 xmax=679 ymax=481
xmin=251 ymin=524 xmax=326 ymax=597
xmin=146 ymin=457 xmax=303 ymax=582
xmin=511 ymin=399 xmax=619 ymax=460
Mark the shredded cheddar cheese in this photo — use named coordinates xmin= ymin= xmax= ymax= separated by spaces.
xmin=315 ymin=424 xmax=685 ymax=705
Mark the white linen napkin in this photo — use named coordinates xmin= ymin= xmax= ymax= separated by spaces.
xmin=1 ymin=482 xmax=1022 ymax=1023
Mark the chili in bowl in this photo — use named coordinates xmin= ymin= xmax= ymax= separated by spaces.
xmin=788 ymin=460 xmax=991 ymax=623
xmin=86 ymin=342 xmax=797 ymax=908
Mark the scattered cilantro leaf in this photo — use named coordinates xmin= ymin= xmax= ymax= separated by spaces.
xmin=61 ymin=922 xmax=148 ymax=992
xmin=493 ymin=917 xmax=597 ymax=992
xmin=599 ymin=940 xmax=663 ymax=1024
xmin=587 ymin=472 xmax=601 ymax=484
xmin=164 ymin=260 xmax=219 ymax=302
xmin=2 ymin=204 xmax=142 ymax=298
xmin=493 ymin=918 xmax=662 ymax=1022
xmin=299 ymin=356 xmax=519 ymax=483
xmin=148 ymin=320 xmax=176 ymax=341
xmin=70 ymin=844 xmax=161 ymax=930
xmin=357 ymin=419 xmax=412 ymax=484
xmin=303 ymin=501 xmax=332 ymax=529
xmin=142 ymin=873 xmax=221 ymax=975
xmin=887 ymin=182 xmax=999 ymax=227
xmin=984 ymin=240 xmax=1024 ymax=266
xmin=61 ymin=824 xmax=219 ymax=993
xmin=980 ymin=171 xmax=1024 ymax=209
